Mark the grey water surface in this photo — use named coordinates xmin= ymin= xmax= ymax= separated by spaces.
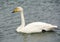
xmin=0 ymin=0 xmax=60 ymax=42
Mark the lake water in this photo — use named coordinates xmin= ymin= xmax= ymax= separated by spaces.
xmin=0 ymin=0 xmax=60 ymax=42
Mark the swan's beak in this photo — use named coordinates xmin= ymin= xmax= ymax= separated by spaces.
xmin=12 ymin=7 xmax=21 ymax=13
xmin=12 ymin=11 xmax=15 ymax=13
xmin=12 ymin=9 xmax=17 ymax=13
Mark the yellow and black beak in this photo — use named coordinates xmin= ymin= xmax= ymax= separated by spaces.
xmin=12 ymin=7 xmax=21 ymax=13
xmin=12 ymin=9 xmax=17 ymax=13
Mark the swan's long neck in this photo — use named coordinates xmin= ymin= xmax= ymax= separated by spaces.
xmin=20 ymin=11 xmax=25 ymax=27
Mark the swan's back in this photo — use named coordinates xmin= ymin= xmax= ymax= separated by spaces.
xmin=20 ymin=22 xmax=57 ymax=33
xmin=25 ymin=22 xmax=57 ymax=28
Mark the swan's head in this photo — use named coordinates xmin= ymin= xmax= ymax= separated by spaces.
xmin=12 ymin=7 xmax=23 ymax=13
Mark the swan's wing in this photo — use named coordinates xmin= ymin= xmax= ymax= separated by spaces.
xmin=25 ymin=22 xmax=57 ymax=31
xmin=20 ymin=22 xmax=57 ymax=33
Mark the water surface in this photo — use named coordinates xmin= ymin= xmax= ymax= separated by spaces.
xmin=0 ymin=0 xmax=60 ymax=42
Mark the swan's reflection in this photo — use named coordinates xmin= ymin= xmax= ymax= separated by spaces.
xmin=21 ymin=32 xmax=57 ymax=42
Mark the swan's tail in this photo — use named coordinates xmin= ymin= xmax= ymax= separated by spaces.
xmin=53 ymin=25 xmax=58 ymax=28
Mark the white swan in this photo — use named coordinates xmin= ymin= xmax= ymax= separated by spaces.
xmin=12 ymin=7 xmax=58 ymax=33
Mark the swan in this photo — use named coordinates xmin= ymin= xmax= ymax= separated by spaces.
xmin=12 ymin=7 xmax=58 ymax=33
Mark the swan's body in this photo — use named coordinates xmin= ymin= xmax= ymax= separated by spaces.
xmin=12 ymin=7 xmax=58 ymax=33
xmin=16 ymin=22 xmax=57 ymax=33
